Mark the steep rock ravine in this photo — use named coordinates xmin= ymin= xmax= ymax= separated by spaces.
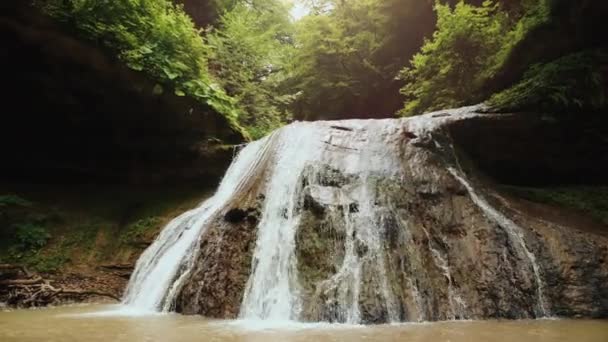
xmin=126 ymin=106 xmax=608 ymax=323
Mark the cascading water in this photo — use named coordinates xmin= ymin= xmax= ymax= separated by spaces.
xmin=421 ymin=226 xmax=468 ymax=320
xmin=447 ymin=167 xmax=550 ymax=317
xmin=238 ymin=124 xmax=323 ymax=321
xmin=238 ymin=121 xmax=401 ymax=323
xmin=121 ymin=136 xmax=274 ymax=312
xmin=117 ymin=107 xmax=595 ymax=323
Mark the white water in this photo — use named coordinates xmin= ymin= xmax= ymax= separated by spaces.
xmin=121 ymin=110 xmax=554 ymax=323
xmin=447 ymin=167 xmax=549 ymax=317
xmin=121 ymin=120 xmax=404 ymax=322
xmin=239 ymin=120 xmax=403 ymax=323
xmin=239 ymin=123 xmax=323 ymax=320
xmin=421 ymin=227 xmax=468 ymax=320
xmin=121 ymin=136 xmax=275 ymax=312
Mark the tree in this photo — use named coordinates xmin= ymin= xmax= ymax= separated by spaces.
xmin=206 ymin=0 xmax=296 ymax=138
xmin=40 ymin=0 xmax=241 ymax=128
xmin=399 ymin=1 xmax=510 ymax=115
xmin=285 ymin=0 xmax=437 ymax=121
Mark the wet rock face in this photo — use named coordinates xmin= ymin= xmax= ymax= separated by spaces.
xmin=172 ymin=107 xmax=608 ymax=323
xmin=174 ymin=199 xmax=262 ymax=318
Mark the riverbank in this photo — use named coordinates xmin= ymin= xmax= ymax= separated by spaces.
xmin=0 ymin=184 xmax=213 ymax=306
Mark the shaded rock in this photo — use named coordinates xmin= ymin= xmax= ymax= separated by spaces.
xmin=0 ymin=1 xmax=245 ymax=186
xmin=168 ymin=107 xmax=608 ymax=324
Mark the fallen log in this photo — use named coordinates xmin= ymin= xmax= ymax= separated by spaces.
xmin=2 ymin=274 xmax=120 ymax=306
xmin=0 ymin=276 xmax=43 ymax=286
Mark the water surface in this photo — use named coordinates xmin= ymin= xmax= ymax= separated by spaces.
xmin=1 ymin=305 xmax=607 ymax=342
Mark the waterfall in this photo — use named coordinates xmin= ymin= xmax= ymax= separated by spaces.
xmin=121 ymin=136 xmax=274 ymax=312
xmin=120 ymin=108 xmax=571 ymax=323
xmin=447 ymin=168 xmax=549 ymax=317
xmin=238 ymin=120 xmax=403 ymax=323
xmin=421 ymin=227 xmax=468 ymax=320
xmin=238 ymin=123 xmax=323 ymax=320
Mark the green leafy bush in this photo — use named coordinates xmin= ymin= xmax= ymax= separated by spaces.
xmin=397 ymin=0 xmax=568 ymax=116
xmin=29 ymin=252 xmax=71 ymax=273
xmin=205 ymin=1 xmax=294 ymax=138
xmin=488 ymin=50 xmax=606 ymax=113
xmin=121 ymin=216 xmax=162 ymax=244
xmin=14 ymin=223 xmax=51 ymax=252
xmin=399 ymin=1 xmax=510 ymax=115
xmin=40 ymin=0 xmax=242 ymax=130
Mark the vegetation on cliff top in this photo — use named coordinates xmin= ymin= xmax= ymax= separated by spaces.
xmin=33 ymin=0 xmax=606 ymax=137
xmin=399 ymin=0 xmax=606 ymax=116
xmin=40 ymin=0 xmax=244 ymax=134
xmin=488 ymin=50 xmax=606 ymax=113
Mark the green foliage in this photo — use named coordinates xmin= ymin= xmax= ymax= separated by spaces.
xmin=398 ymin=0 xmax=601 ymax=116
xmin=34 ymin=0 xmax=602 ymax=132
xmin=488 ymin=51 xmax=606 ymax=113
xmin=3 ymin=222 xmax=64 ymax=272
xmin=121 ymin=217 xmax=163 ymax=244
xmin=287 ymin=0 xmax=436 ymax=120
xmin=40 ymin=0 xmax=242 ymax=129
xmin=0 ymin=185 xmax=208 ymax=273
xmin=488 ymin=0 xmax=551 ymax=75
xmin=399 ymin=1 xmax=510 ymax=115
xmin=0 ymin=194 xmax=32 ymax=208
xmin=13 ymin=223 xmax=51 ymax=252
xmin=28 ymin=252 xmax=71 ymax=273
xmin=206 ymin=1 xmax=294 ymax=138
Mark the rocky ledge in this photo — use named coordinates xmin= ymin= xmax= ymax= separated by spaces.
xmin=171 ymin=106 xmax=608 ymax=323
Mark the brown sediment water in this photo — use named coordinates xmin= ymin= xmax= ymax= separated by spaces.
xmin=1 ymin=305 xmax=607 ymax=342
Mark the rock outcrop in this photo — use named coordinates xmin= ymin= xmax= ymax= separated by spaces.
xmin=141 ymin=106 xmax=608 ymax=323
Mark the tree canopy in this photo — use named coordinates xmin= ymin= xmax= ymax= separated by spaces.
xmin=38 ymin=0 xmax=607 ymax=138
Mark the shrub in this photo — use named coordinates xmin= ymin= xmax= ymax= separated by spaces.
xmin=488 ymin=51 xmax=606 ymax=113
xmin=14 ymin=223 xmax=51 ymax=252
xmin=39 ymin=0 xmax=242 ymax=130
xmin=121 ymin=216 xmax=162 ymax=244
xmin=399 ymin=1 xmax=510 ymax=115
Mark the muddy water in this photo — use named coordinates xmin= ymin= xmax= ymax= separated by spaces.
xmin=0 ymin=305 xmax=607 ymax=342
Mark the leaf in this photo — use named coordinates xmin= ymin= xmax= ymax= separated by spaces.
xmin=163 ymin=68 xmax=181 ymax=80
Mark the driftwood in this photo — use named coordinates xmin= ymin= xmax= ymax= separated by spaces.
xmin=0 ymin=276 xmax=43 ymax=286
xmin=0 ymin=264 xmax=120 ymax=307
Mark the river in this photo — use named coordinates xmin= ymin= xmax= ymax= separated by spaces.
xmin=1 ymin=305 xmax=607 ymax=342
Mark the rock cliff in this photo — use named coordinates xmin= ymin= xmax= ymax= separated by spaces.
xmin=136 ymin=106 xmax=608 ymax=323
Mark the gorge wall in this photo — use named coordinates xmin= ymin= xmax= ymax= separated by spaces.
xmin=0 ymin=1 xmax=244 ymax=186
xmin=125 ymin=106 xmax=608 ymax=323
